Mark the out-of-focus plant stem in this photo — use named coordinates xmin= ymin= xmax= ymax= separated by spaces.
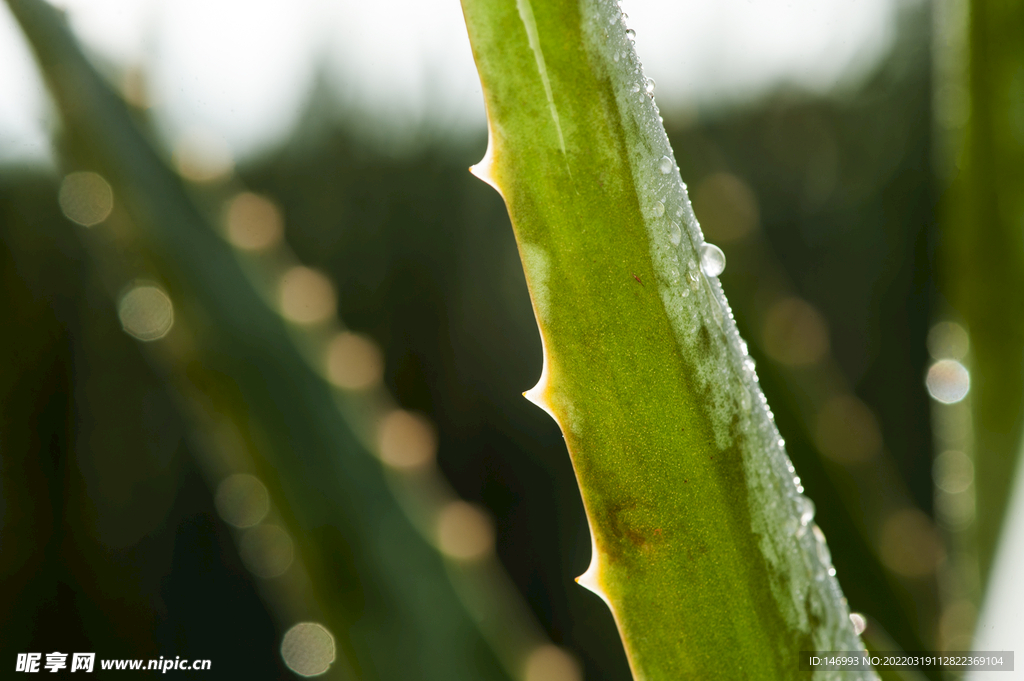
xmin=939 ymin=0 xmax=1024 ymax=590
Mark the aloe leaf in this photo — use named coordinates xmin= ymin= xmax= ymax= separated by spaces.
xmin=939 ymin=0 xmax=1024 ymax=589
xmin=5 ymin=1 xmax=521 ymax=678
xmin=460 ymin=0 xmax=874 ymax=677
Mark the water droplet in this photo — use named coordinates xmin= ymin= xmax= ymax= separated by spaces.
xmin=798 ymin=497 xmax=816 ymax=531
xmin=849 ymin=613 xmax=867 ymax=636
xmin=631 ymin=84 xmax=640 ymax=93
xmin=778 ymin=438 xmax=786 ymax=448
xmin=669 ymin=267 xmax=679 ymax=281
xmin=652 ymin=201 xmax=665 ymax=217
xmin=659 ymin=156 xmax=673 ymax=174
xmin=668 ymin=221 xmax=681 ymax=245
xmin=699 ymin=243 xmax=726 ymax=277
xmin=625 ymin=28 xmax=635 ymax=39
xmin=686 ymin=261 xmax=700 ymax=291
xmin=645 ymin=78 xmax=656 ymax=94
xmin=613 ymin=52 xmax=619 ymax=62
xmin=608 ymin=14 xmax=618 ymax=25
xmin=740 ymin=340 xmax=749 ymax=356
xmin=812 ymin=524 xmax=832 ymax=571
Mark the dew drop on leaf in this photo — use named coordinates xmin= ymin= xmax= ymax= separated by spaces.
xmin=668 ymin=221 xmax=681 ymax=245
xmin=686 ymin=260 xmax=700 ymax=291
xmin=794 ymin=493 xmax=819 ymax=532
xmin=652 ymin=200 xmax=665 ymax=217
xmin=625 ymin=28 xmax=635 ymax=39
xmin=645 ymin=78 xmax=656 ymax=94
xmin=699 ymin=243 xmax=726 ymax=277
xmin=812 ymin=524 xmax=833 ymax=574
xmin=659 ymin=155 xmax=673 ymax=174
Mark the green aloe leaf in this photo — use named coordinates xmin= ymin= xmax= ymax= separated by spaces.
xmin=4 ymin=0 xmax=520 ymax=679
xmin=460 ymin=0 xmax=873 ymax=678
xmin=940 ymin=0 xmax=1024 ymax=589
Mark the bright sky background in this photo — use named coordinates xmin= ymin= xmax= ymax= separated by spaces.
xmin=1 ymin=0 xmax=901 ymax=166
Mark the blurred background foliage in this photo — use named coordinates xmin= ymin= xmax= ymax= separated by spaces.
xmin=1 ymin=0 xmax=1020 ymax=679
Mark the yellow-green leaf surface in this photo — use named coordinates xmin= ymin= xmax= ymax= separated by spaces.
xmin=461 ymin=0 xmax=874 ymax=678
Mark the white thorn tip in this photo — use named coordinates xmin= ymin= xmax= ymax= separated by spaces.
xmin=523 ymin=383 xmax=555 ymax=418
xmin=470 ymin=128 xmax=500 ymax=191
xmin=469 ymin=161 xmax=498 ymax=191
xmin=575 ymin=560 xmax=609 ymax=605
xmin=523 ymin=351 xmax=554 ymax=417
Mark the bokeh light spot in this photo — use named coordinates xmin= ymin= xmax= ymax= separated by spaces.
xmin=879 ymin=508 xmax=943 ymax=578
xmin=326 ymin=332 xmax=384 ymax=390
xmin=215 ymin=474 xmax=270 ymax=528
xmin=239 ymin=524 xmax=294 ymax=578
xmin=926 ymin=359 xmax=970 ymax=404
xmin=59 ymin=171 xmax=113 ymax=226
xmin=813 ymin=395 xmax=882 ymax=463
xmin=933 ymin=450 xmax=974 ymax=495
xmin=225 ymin=192 xmax=284 ymax=251
xmin=927 ymin=321 xmax=969 ymax=360
xmin=936 ymin=487 xmax=976 ymax=530
xmin=762 ymin=297 xmax=829 ymax=366
xmin=691 ymin=172 xmax=759 ymax=243
xmin=377 ymin=410 xmax=436 ymax=470
xmin=118 ymin=284 xmax=174 ymax=341
xmin=279 ymin=266 xmax=336 ymax=325
xmin=436 ymin=501 xmax=493 ymax=561
xmin=173 ymin=128 xmax=234 ymax=183
xmin=524 ymin=645 xmax=581 ymax=681
xmin=939 ymin=599 xmax=977 ymax=652
xmin=281 ymin=622 xmax=335 ymax=677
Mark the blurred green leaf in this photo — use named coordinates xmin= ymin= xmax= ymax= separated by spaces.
xmin=5 ymin=0 xmax=517 ymax=678
xmin=940 ymin=0 xmax=1024 ymax=589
